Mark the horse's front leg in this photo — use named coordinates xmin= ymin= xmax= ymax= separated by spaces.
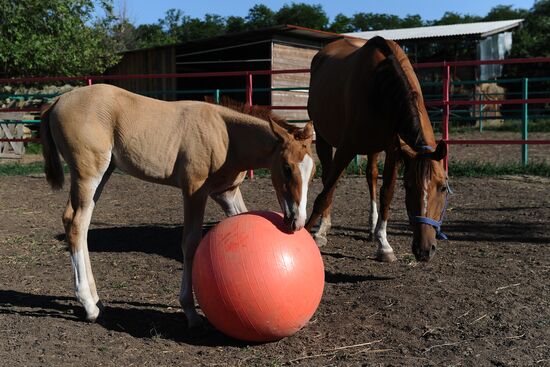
xmin=179 ymin=189 xmax=208 ymax=329
xmin=210 ymin=172 xmax=248 ymax=216
xmin=310 ymin=134 xmax=334 ymax=247
xmin=366 ymin=153 xmax=380 ymax=241
xmin=374 ymin=151 xmax=400 ymax=262
xmin=306 ymin=146 xmax=355 ymax=238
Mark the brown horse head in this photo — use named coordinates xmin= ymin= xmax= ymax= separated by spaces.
xmin=270 ymin=120 xmax=315 ymax=232
xmin=401 ymin=140 xmax=448 ymax=261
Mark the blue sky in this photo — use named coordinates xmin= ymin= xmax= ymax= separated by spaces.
xmin=115 ymin=0 xmax=536 ymax=25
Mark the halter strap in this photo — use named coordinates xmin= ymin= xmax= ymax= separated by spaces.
xmin=409 ymin=182 xmax=450 ymax=240
xmin=417 ymin=145 xmax=435 ymax=153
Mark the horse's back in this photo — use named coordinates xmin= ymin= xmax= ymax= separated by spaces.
xmin=49 ymin=85 xmax=226 ymax=186
xmin=308 ymin=38 xmax=379 ymax=149
xmin=308 ymin=37 xmax=415 ymax=152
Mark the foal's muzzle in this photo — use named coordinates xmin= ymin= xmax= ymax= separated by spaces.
xmin=283 ymin=215 xmax=298 ymax=233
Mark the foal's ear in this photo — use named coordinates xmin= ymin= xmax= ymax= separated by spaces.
xmin=294 ymin=121 xmax=314 ymax=141
xmin=269 ymin=118 xmax=291 ymax=142
xmin=430 ymin=140 xmax=447 ymax=161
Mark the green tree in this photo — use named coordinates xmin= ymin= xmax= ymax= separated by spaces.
xmin=484 ymin=5 xmax=528 ymax=21
xmin=329 ymin=13 xmax=354 ymax=33
xmin=132 ymin=24 xmax=172 ymax=49
xmin=431 ymin=11 xmax=482 ymax=25
xmin=179 ymin=14 xmax=226 ymax=42
xmin=245 ymin=4 xmax=276 ymax=29
xmin=510 ymin=0 xmax=550 ymax=58
xmin=226 ymin=16 xmax=247 ymax=33
xmin=401 ymin=14 xmax=424 ymax=28
xmin=275 ymin=3 xmax=329 ymax=30
xmin=352 ymin=13 xmax=402 ymax=31
xmin=158 ymin=8 xmax=185 ymax=42
xmin=0 ymin=0 xmax=122 ymax=77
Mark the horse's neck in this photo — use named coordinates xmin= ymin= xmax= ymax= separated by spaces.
xmin=222 ymin=110 xmax=278 ymax=169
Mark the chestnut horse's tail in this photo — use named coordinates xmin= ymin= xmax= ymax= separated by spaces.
xmin=40 ymin=99 xmax=64 ymax=190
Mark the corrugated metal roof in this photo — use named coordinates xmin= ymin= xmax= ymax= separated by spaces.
xmin=345 ymin=19 xmax=523 ymax=41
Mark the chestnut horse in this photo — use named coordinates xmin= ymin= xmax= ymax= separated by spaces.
xmin=41 ymin=84 xmax=315 ymax=327
xmin=306 ymin=36 xmax=448 ymax=262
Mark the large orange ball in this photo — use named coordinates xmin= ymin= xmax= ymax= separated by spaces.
xmin=192 ymin=211 xmax=324 ymax=342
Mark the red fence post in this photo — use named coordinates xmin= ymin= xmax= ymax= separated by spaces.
xmin=442 ymin=63 xmax=450 ymax=173
xmin=87 ymin=78 xmax=93 ymax=86
xmin=245 ymin=73 xmax=253 ymax=106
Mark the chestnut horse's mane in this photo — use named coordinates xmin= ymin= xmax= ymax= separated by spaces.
xmin=204 ymin=95 xmax=300 ymax=133
xmin=368 ymin=36 xmax=426 ymax=150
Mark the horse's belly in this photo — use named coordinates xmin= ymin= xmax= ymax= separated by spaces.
xmin=112 ymin=147 xmax=179 ymax=186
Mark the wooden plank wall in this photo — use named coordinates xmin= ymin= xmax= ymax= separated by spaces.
xmin=271 ymin=43 xmax=317 ymax=122
xmin=107 ymin=46 xmax=177 ymax=100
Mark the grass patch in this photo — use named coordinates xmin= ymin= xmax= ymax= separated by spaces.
xmin=2 ymin=159 xmax=549 ymax=178
xmin=481 ymin=119 xmax=550 ymax=133
xmin=0 ymin=161 xmax=45 ymax=176
xmin=448 ymin=161 xmax=550 ymax=177
xmin=25 ymin=143 xmax=42 ymax=155
xmin=250 ymin=161 xmax=550 ymax=178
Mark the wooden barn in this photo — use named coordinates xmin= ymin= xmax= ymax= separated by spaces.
xmin=106 ymin=25 xmax=343 ymax=120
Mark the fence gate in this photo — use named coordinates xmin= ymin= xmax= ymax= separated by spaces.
xmin=0 ymin=112 xmax=27 ymax=158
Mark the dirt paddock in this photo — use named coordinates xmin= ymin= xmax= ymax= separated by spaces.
xmin=0 ymin=172 xmax=549 ymax=366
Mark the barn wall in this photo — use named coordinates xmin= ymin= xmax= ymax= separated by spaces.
xmin=271 ymin=42 xmax=318 ymax=122
xmin=106 ymin=46 xmax=177 ymax=100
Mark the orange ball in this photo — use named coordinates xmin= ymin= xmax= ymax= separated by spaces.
xmin=192 ymin=211 xmax=325 ymax=342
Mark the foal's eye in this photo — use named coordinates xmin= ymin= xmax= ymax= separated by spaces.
xmin=439 ymin=185 xmax=447 ymax=193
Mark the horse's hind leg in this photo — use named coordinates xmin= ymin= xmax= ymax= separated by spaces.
xmin=66 ymin=156 xmax=113 ymax=321
xmin=310 ymin=134 xmax=333 ymax=247
xmin=366 ymin=153 xmax=379 ymax=241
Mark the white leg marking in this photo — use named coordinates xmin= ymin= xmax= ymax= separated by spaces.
xmin=214 ymin=187 xmax=248 ymax=216
xmin=71 ymin=248 xmax=99 ymax=320
xmin=374 ymin=219 xmax=397 ymax=262
xmin=296 ymin=154 xmax=314 ymax=229
xmin=370 ymin=200 xmax=378 ymax=236
xmin=317 ymin=213 xmax=332 ymax=237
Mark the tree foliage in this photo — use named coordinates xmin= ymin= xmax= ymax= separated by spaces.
xmin=3 ymin=1 xmax=548 ymax=78
xmin=275 ymin=3 xmax=329 ymax=30
xmin=0 ymin=0 xmax=122 ymax=77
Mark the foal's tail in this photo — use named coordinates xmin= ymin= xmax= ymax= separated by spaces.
xmin=40 ymin=99 xmax=64 ymax=190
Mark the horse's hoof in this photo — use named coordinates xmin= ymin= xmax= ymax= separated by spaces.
xmin=313 ymin=235 xmax=328 ymax=247
xmin=186 ymin=313 xmax=205 ymax=330
xmin=96 ymin=300 xmax=105 ymax=313
xmin=375 ymin=251 xmax=397 ymax=263
xmin=85 ymin=305 xmax=101 ymax=323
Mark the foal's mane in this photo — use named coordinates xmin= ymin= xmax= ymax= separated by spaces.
xmin=368 ymin=36 xmax=427 ymax=150
xmin=204 ymin=95 xmax=300 ymax=133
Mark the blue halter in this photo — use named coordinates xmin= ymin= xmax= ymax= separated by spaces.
xmin=409 ymin=145 xmax=451 ymax=240
xmin=410 ymin=189 xmax=449 ymax=240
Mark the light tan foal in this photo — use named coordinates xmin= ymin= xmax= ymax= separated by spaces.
xmin=41 ymin=84 xmax=315 ymax=328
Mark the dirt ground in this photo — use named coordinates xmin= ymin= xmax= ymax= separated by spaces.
xmin=0 ymin=172 xmax=549 ymax=366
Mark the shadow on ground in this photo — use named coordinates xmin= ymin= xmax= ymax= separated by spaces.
xmin=0 ymin=290 xmax=249 ymax=346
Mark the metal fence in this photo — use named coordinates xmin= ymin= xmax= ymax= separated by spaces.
xmin=2 ymin=57 xmax=550 ymax=168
